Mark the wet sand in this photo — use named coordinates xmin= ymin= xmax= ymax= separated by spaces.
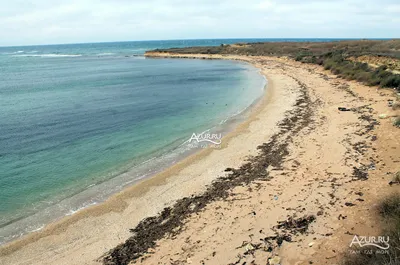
xmin=1 ymin=55 xmax=399 ymax=265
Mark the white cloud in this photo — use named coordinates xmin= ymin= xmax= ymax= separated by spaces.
xmin=0 ymin=0 xmax=399 ymax=46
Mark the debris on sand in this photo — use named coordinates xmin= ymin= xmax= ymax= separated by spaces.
xmin=233 ymin=241 xmax=264 ymax=262
xmin=275 ymin=215 xmax=316 ymax=234
xmin=268 ymin=255 xmax=281 ymax=265
xmin=102 ymin=79 xmax=315 ymax=265
xmin=338 ymin=214 xmax=347 ymax=220
xmin=245 ymin=242 xmax=255 ymax=252
xmin=263 ymin=234 xmax=292 ymax=248
xmin=352 ymin=166 xmax=368 ymax=181
xmin=354 ymin=105 xmax=379 ymax=135
xmin=338 ymin=107 xmax=351 ymax=112
xmin=389 ymin=171 xmax=400 ymax=185
xmin=389 ymin=180 xmax=400 ymax=186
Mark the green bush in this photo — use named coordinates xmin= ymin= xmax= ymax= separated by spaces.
xmin=368 ymin=77 xmax=382 ymax=86
xmin=312 ymin=52 xmax=400 ymax=91
xmin=393 ymin=117 xmax=400 ymax=128
xmin=380 ymin=75 xmax=400 ymax=88
xmin=295 ymin=51 xmax=313 ymax=62
xmin=323 ymin=58 xmax=336 ymax=70
xmin=295 ymin=54 xmax=304 ymax=61
xmin=378 ymin=194 xmax=400 ymax=218
xmin=355 ymin=72 xmax=371 ymax=83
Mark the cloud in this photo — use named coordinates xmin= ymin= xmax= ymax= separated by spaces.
xmin=0 ymin=0 xmax=399 ymax=46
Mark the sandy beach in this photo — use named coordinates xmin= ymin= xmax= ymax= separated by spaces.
xmin=1 ymin=54 xmax=399 ymax=265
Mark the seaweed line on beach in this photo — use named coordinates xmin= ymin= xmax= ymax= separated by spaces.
xmin=101 ymin=70 xmax=317 ymax=265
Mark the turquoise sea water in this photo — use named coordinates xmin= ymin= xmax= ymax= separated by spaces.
xmin=0 ymin=38 xmax=351 ymax=244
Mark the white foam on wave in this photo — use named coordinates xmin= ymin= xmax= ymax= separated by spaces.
xmin=66 ymin=202 xmax=98 ymax=216
xmin=2 ymin=50 xmax=24 ymax=55
xmin=30 ymin=225 xmax=45 ymax=233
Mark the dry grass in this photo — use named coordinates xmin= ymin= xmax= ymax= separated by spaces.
xmin=150 ymin=39 xmax=400 ymax=58
xmin=349 ymin=55 xmax=400 ymax=74
xmin=342 ymin=193 xmax=400 ymax=265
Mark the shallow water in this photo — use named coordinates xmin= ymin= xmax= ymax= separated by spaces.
xmin=0 ymin=40 xmax=268 ymax=244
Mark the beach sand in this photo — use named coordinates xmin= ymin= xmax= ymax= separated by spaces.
xmin=0 ymin=55 xmax=399 ymax=265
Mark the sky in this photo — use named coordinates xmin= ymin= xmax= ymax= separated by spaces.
xmin=1 ymin=0 xmax=399 ymax=46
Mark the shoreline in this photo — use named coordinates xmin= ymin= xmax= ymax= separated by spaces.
xmin=103 ymin=55 xmax=313 ymax=265
xmin=133 ymin=54 xmax=400 ymax=265
xmin=1 ymin=53 xmax=398 ymax=265
xmin=0 ymin=57 xmax=266 ymax=247
xmin=0 ymin=55 xmax=283 ymax=262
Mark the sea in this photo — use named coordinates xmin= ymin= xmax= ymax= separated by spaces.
xmin=0 ymin=38 xmax=348 ymax=244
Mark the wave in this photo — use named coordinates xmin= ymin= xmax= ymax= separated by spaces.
xmin=66 ymin=202 xmax=98 ymax=216
xmin=12 ymin=54 xmax=82 ymax=58
xmin=2 ymin=51 xmax=24 ymax=55
xmin=96 ymin=53 xmax=115 ymax=56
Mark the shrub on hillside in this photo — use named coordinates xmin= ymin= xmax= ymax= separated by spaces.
xmin=393 ymin=117 xmax=400 ymax=128
xmin=380 ymin=75 xmax=400 ymax=88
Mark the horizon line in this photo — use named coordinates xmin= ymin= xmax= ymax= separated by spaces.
xmin=1 ymin=37 xmax=397 ymax=49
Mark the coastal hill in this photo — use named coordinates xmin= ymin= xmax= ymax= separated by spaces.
xmin=147 ymin=40 xmax=400 ymax=91
xmin=148 ymin=39 xmax=400 ymax=58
